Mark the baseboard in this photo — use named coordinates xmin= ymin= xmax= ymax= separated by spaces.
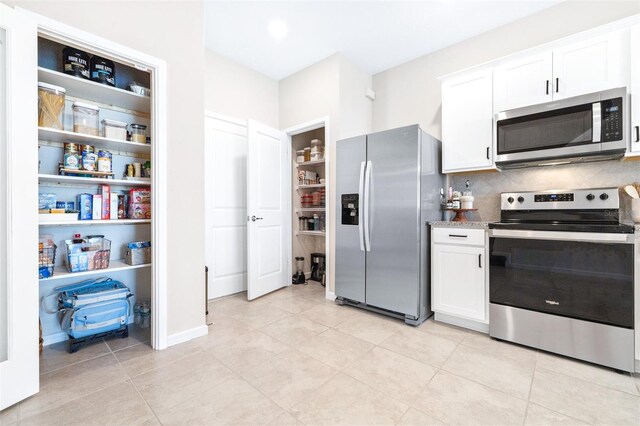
xmin=434 ymin=312 xmax=489 ymax=333
xmin=326 ymin=291 xmax=336 ymax=301
xmin=167 ymin=324 xmax=208 ymax=347
xmin=43 ymin=315 xmax=136 ymax=347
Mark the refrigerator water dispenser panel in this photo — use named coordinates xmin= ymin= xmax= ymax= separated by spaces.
xmin=341 ymin=194 xmax=359 ymax=225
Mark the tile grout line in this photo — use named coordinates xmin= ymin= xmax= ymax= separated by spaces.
xmin=128 ymin=373 xmax=165 ymax=426
xmin=521 ymin=350 xmax=539 ymax=426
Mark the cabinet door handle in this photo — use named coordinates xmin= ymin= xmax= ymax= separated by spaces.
xmin=635 ymin=125 xmax=639 ymax=143
xmin=546 ymin=80 xmax=549 ymax=95
xmin=555 ymin=78 xmax=559 ymax=93
xmin=486 ymin=147 xmax=490 ymax=160
xmin=478 ymin=254 xmax=482 ymax=268
xmin=448 ymin=234 xmax=468 ymax=238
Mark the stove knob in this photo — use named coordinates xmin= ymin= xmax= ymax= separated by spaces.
xmin=586 ymin=193 xmax=595 ymax=201
xmin=600 ymin=193 xmax=609 ymax=201
xmin=507 ymin=197 xmax=514 ymax=204
xmin=517 ymin=196 xmax=525 ymax=203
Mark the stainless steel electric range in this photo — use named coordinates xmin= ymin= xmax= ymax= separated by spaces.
xmin=488 ymin=187 xmax=635 ymax=372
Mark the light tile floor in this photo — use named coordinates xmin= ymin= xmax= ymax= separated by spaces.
xmin=5 ymin=281 xmax=640 ymax=425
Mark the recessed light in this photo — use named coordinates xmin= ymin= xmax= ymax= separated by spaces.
xmin=267 ymin=19 xmax=288 ymax=40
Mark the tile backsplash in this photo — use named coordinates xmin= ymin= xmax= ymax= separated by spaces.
xmin=449 ymin=159 xmax=640 ymax=223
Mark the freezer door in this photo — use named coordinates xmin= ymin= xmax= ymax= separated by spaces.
xmin=335 ymin=135 xmax=367 ymax=303
xmin=365 ymin=125 xmax=421 ymax=317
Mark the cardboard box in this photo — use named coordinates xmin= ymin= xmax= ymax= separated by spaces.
xmin=129 ymin=188 xmax=151 ymax=204
xmin=129 ymin=203 xmax=151 ymax=219
xmin=38 ymin=193 xmax=57 ymax=210
xmin=110 ymin=193 xmax=118 ymax=220
xmin=92 ymin=194 xmax=102 ymax=220
xmin=77 ymin=193 xmax=93 ymax=220
xmin=98 ymin=185 xmax=110 ymax=220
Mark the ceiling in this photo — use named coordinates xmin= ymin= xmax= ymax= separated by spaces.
xmin=204 ymin=1 xmax=564 ymax=80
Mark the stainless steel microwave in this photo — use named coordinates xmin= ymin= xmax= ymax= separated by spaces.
xmin=495 ymin=87 xmax=627 ymax=169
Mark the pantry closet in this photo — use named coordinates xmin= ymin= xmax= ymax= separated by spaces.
xmin=291 ymin=125 xmax=328 ymax=290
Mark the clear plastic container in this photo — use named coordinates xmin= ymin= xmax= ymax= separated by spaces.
xmin=38 ymin=82 xmax=66 ymax=129
xmin=72 ymin=101 xmax=99 ymax=136
xmin=130 ymin=123 xmax=147 ymax=144
xmin=310 ymin=139 xmax=324 ymax=161
xmin=102 ymin=119 xmax=127 ymax=140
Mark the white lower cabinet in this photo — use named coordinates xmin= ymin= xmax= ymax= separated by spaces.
xmin=431 ymin=227 xmax=488 ymax=331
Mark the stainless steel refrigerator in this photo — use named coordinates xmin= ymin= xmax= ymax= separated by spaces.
xmin=335 ymin=124 xmax=444 ymax=325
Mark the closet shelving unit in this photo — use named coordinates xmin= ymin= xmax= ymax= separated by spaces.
xmin=37 ymin=35 xmax=154 ymax=345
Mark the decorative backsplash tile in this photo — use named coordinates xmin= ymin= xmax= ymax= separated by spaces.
xmin=450 ymin=159 xmax=640 ymax=223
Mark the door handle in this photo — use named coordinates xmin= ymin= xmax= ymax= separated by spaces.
xmin=546 ymin=80 xmax=549 ymax=95
xmin=635 ymin=125 xmax=639 ymax=143
xmin=448 ymin=234 xmax=468 ymax=238
xmin=363 ymin=160 xmax=372 ymax=252
xmin=486 ymin=147 xmax=490 ymax=160
xmin=478 ymin=254 xmax=482 ymax=268
xmin=250 ymin=215 xmax=263 ymax=222
xmin=555 ymin=77 xmax=559 ymax=93
xmin=358 ymin=161 xmax=366 ymax=252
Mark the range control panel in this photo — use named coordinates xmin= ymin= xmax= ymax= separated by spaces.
xmin=501 ymin=188 xmax=620 ymax=211
xmin=341 ymin=194 xmax=359 ymax=225
xmin=534 ymin=193 xmax=574 ymax=202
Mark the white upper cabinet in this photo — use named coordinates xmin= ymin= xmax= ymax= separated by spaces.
xmin=552 ymin=30 xmax=629 ymax=100
xmin=494 ymin=52 xmax=553 ymax=112
xmin=442 ymin=68 xmax=494 ymax=173
xmin=493 ymin=30 xmax=630 ymax=114
xmin=630 ymin=25 xmax=640 ymax=153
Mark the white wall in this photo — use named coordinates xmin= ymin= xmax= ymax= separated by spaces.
xmin=280 ymin=53 xmax=372 ymax=294
xmin=13 ymin=0 xmax=206 ymax=338
xmin=372 ymin=0 xmax=640 ymax=138
xmin=205 ymin=49 xmax=279 ymax=127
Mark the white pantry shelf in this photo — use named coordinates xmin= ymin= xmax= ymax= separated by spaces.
xmin=38 ymin=174 xmax=151 ymax=188
xmin=297 ymin=231 xmax=326 ymax=237
xmin=38 ymin=67 xmax=150 ymax=113
xmin=296 ymin=208 xmax=326 ymax=213
xmin=40 ymin=259 xmax=150 ymax=282
xmin=296 ymin=160 xmax=325 ymax=167
xmin=38 ymin=127 xmax=151 ymax=156
xmin=297 ymin=184 xmax=325 ymax=190
xmin=39 ymin=219 xmax=151 ymax=226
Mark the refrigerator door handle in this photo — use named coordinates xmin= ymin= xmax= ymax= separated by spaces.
xmin=363 ymin=160 xmax=372 ymax=252
xmin=358 ymin=161 xmax=366 ymax=252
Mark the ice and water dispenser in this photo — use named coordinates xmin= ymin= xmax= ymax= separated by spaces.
xmin=341 ymin=194 xmax=359 ymax=225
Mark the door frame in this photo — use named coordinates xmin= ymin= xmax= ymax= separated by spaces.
xmin=283 ymin=117 xmax=332 ymax=300
xmin=19 ymin=8 xmax=169 ymax=349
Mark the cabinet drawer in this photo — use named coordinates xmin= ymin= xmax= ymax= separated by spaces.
xmin=432 ymin=227 xmax=485 ymax=246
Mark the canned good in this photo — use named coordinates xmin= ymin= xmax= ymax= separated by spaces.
xmin=64 ymin=143 xmax=79 ymax=170
xmin=97 ymin=150 xmax=112 ymax=172
xmin=82 ymin=146 xmax=98 ymax=171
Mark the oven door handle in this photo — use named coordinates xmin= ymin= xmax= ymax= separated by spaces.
xmin=490 ymin=229 xmax=632 ymax=243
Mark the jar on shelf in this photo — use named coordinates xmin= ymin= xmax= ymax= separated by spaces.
xmin=63 ymin=143 xmax=80 ymax=170
xmin=130 ymin=123 xmax=147 ymax=144
xmin=310 ymin=139 xmax=323 ymax=161
xmin=303 ymin=147 xmax=311 ymax=162
xmin=38 ymin=82 xmax=66 ymax=130
xmin=296 ymin=150 xmax=305 ymax=163
xmin=72 ymin=101 xmax=99 ymax=136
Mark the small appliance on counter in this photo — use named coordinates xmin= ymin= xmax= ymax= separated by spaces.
xmin=488 ymin=187 xmax=634 ymax=372
xmin=310 ymin=253 xmax=325 ymax=284
xmin=292 ymin=256 xmax=306 ymax=284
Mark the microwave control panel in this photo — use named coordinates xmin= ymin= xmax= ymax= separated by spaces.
xmin=601 ymin=97 xmax=622 ymax=142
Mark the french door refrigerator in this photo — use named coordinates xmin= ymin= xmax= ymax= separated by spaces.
xmin=335 ymin=125 xmax=444 ymax=325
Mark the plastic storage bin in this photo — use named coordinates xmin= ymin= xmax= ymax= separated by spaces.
xmin=65 ymin=237 xmax=111 ymax=273
xmin=38 ymin=82 xmax=66 ymax=129
xmin=102 ymin=119 xmax=127 ymax=140
xmin=72 ymin=101 xmax=99 ymax=136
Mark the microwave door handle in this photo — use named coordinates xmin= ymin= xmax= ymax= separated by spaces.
xmin=592 ymin=102 xmax=601 ymax=143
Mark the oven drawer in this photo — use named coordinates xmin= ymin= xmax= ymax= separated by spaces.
xmin=433 ymin=227 xmax=485 ymax=246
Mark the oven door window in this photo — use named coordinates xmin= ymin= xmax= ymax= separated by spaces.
xmin=489 ymin=237 xmax=633 ymax=328
xmin=497 ymin=103 xmax=593 ymax=155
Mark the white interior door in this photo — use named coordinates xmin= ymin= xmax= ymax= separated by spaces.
xmin=0 ymin=4 xmax=39 ymax=410
xmin=204 ymin=114 xmax=248 ymax=299
xmin=247 ymin=120 xmax=289 ymax=300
